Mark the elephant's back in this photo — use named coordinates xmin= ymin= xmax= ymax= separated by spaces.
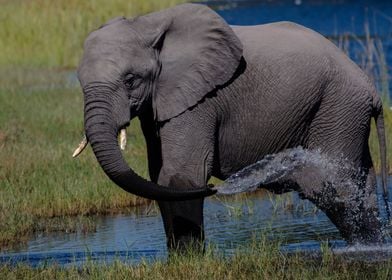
xmin=232 ymin=22 xmax=335 ymax=61
xmin=231 ymin=22 xmax=369 ymax=88
xmin=232 ymin=22 xmax=375 ymax=106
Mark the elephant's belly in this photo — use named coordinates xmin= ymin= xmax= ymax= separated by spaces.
xmin=210 ymin=65 xmax=323 ymax=179
xmin=214 ymin=111 xmax=311 ymax=180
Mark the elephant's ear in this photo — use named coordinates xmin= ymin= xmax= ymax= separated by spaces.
xmin=134 ymin=4 xmax=243 ymax=122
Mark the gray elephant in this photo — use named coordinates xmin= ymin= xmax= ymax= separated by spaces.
xmin=74 ymin=4 xmax=387 ymax=249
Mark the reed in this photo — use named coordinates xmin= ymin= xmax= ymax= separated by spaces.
xmin=1 ymin=240 xmax=391 ymax=279
xmin=335 ymin=25 xmax=392 ymax=172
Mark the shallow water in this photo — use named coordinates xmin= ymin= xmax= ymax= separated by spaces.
xmin=0 ymin=192 xmax=338 ymax=266
xmin=1 ymin=179 xmax=391 ymax=266
xmin=2 ymin=146 xmax=392 ymax=266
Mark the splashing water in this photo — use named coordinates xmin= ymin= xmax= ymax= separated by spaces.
xmin=216 ymin=147 xmax=351 ymax=195
xmin=216 ymin=147 xmax=392 ymax=239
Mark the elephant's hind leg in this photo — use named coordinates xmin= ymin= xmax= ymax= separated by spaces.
xmin=300 ymin=89 xmax=383 ymax=243
xmin=290 ymin=160 xmax=382 ymax=243
xmin=302 ymin=138 xmax=382 ymax=241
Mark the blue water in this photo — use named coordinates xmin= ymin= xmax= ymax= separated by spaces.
xmin=0 ymin=191 xmax=338 ymax=266
xmin=209 ymin=0 xmax=392 ymax=36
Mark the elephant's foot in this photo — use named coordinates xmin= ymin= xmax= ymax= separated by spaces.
xmin=295 ymin=169 xmax=384 ymax=244
xmin=167 ymin=233 xmax=205 ymax=255
xmin=158 ymin=198 xmax=205 ymax=253
xmin=324 ymin=205 xmax=383 ymax=244
xmin=167 ymin=215 xmax=205 ymax=253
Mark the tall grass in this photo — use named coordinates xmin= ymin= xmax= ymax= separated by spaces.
xmin=0 ymin=0 xmax=185 ymax=68
xmin=1 ymin=241 xmax=391 ymax=279
xmin=0 ymin=85 xmax=152 ymax=247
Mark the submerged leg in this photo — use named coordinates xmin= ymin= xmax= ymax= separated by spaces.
xmin=291 ymin=162 xmax=382 ymax=243
xmin=157 ymin=173 xmax=206 ymax=252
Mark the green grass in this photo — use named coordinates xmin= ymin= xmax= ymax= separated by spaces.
xmin=0 ymin=84 xmax=151 ymax=247
xmin=0 ymin=0 xmax=185 ymax=69
xmin=1 ymin=241 xmax=391 ymax=279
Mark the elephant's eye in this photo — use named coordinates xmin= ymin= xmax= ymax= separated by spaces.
xmin=124 ymin=73 xmax=140 ymax=90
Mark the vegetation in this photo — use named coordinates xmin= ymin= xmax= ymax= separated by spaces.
xmin=1 ymin=241 xmax=391 ymax=279
xmin=0 ymin=85 xmax=151 ymax=247
xmin=0 ymin=0 xmax=185 ymax=68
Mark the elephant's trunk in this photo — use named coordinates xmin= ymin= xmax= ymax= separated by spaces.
xmin=83 ymin=88 xmax=215 ymax=201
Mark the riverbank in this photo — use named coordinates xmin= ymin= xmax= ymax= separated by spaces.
xmin=1 ymin=241 xmax=391 ymax=279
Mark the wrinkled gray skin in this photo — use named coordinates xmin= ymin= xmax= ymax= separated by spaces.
xmin=78 ymin=4 xmax=387 ymax=250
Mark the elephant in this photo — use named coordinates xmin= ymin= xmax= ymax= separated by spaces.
xmin=74 ymin=3 xmax=388 ymax=250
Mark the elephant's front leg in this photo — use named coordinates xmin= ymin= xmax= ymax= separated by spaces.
xmin=157 ymin=167 xmax=211 ymax=251
xmin=158 ymin=191 xmax=204 ymax=251
xmin=156 ymin=113 xmax=215 ymax=252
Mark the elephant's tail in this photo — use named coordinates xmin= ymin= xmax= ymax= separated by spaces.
xmin=373 ymin=95 xmax=389 ymax=220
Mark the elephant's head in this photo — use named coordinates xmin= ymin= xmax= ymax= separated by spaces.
xmin=75 ymin=4 xmax=243 ymax=201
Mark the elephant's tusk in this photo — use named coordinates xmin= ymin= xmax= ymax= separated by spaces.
xmin=72 ymin=135 xmax=88 ymax=158
xmin=120 ymin=128 xmax=127 ymax=150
